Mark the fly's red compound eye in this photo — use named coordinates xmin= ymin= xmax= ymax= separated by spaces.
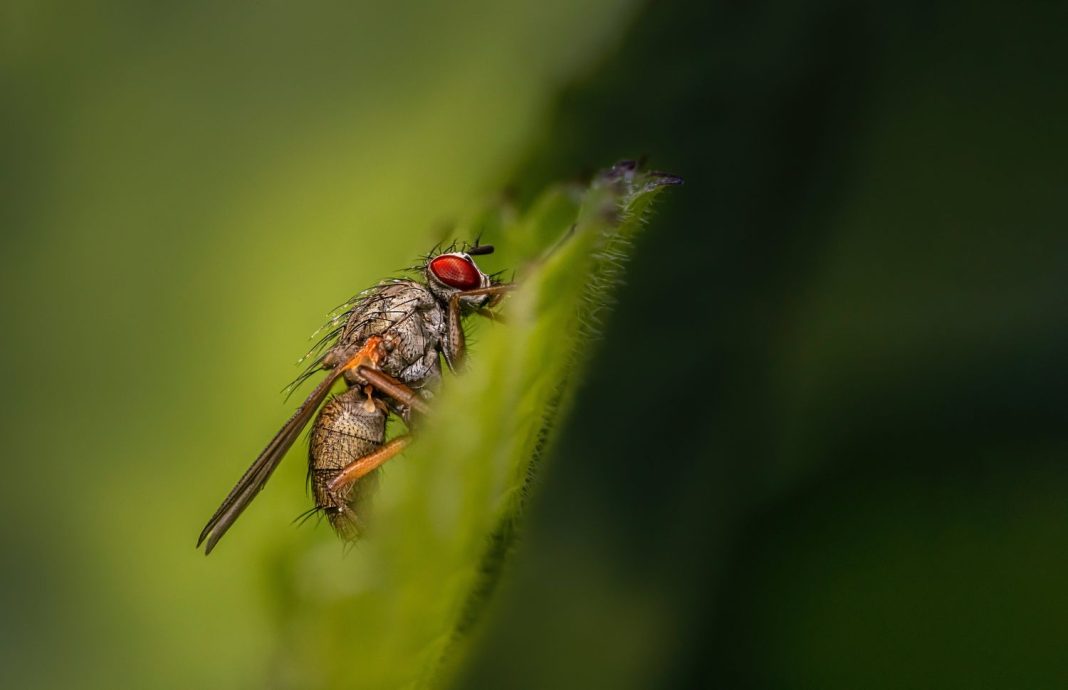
xmin=429 ymin=254 xmax=481 ymax=290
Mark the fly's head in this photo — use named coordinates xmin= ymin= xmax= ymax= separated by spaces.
xmin=424 ymin=243 xmax=497 ymax=308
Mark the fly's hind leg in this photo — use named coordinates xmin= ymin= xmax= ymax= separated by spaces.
xmin=326 ymin=436 xmax=411 ymax=495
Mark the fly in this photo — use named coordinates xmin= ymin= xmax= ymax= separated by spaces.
xmin=198 ymin=242 xmax=509 ymax=554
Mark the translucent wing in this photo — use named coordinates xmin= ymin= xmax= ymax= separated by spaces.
xmin=198 ymin=282 xmax=410 ymax=554
xmin=197 ymin=367 xmax=346 ymax=554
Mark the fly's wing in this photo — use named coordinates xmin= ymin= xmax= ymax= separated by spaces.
xmin=197 ymin=367 xmax=346 ymax=554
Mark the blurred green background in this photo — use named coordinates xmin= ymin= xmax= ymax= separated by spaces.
xmin=2 ymin=1 xmax=1067 ymax=689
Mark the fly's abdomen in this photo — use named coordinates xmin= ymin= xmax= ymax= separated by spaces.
xmin=309 ymin=386 xmax=386 ymax=540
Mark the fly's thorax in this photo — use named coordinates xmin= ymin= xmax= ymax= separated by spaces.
xmin=327 ymin=280 xmax=445 ymax=386
xmin=340 ymin=281 xmax=435 ymax=342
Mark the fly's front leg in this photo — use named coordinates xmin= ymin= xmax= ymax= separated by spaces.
xmin=443 ymin=284 xmax=514 ymax=370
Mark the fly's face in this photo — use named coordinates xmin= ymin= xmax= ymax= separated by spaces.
xmin=425 ymin=244 xmax=496 ymax=307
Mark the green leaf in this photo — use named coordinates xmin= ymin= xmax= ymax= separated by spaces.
xmin=269 ymin=162 xmax=680 ymax=689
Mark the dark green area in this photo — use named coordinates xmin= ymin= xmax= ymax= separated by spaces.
xmin=459 ymin=1 xmax=1068 ymax=688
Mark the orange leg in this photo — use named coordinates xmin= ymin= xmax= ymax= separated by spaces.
xmin=327 ymin=436 xmax=411 ymax=493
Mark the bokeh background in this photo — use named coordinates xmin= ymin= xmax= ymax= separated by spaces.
xmin=3 ymin=1 xmax=1067 ymax=688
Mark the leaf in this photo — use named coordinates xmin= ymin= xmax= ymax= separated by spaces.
xmin=268 ymin=162 xmax=680 ymax=690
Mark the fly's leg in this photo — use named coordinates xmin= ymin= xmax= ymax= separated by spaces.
xmin=326 ymin=436 xmax=412 ymax=494
xmin=466 ymin=283 xmax=513 ymax=310
xmin=444 ymin=284 xmax=515 ymax=370
xmin=309 ymin=386 xmax=387 ymax=540
xmin=355 ymin=365 xmax=431 ymax=417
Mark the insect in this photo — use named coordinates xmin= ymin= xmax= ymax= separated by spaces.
xmin=198 ymin=243 xmax=510 ymax=554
